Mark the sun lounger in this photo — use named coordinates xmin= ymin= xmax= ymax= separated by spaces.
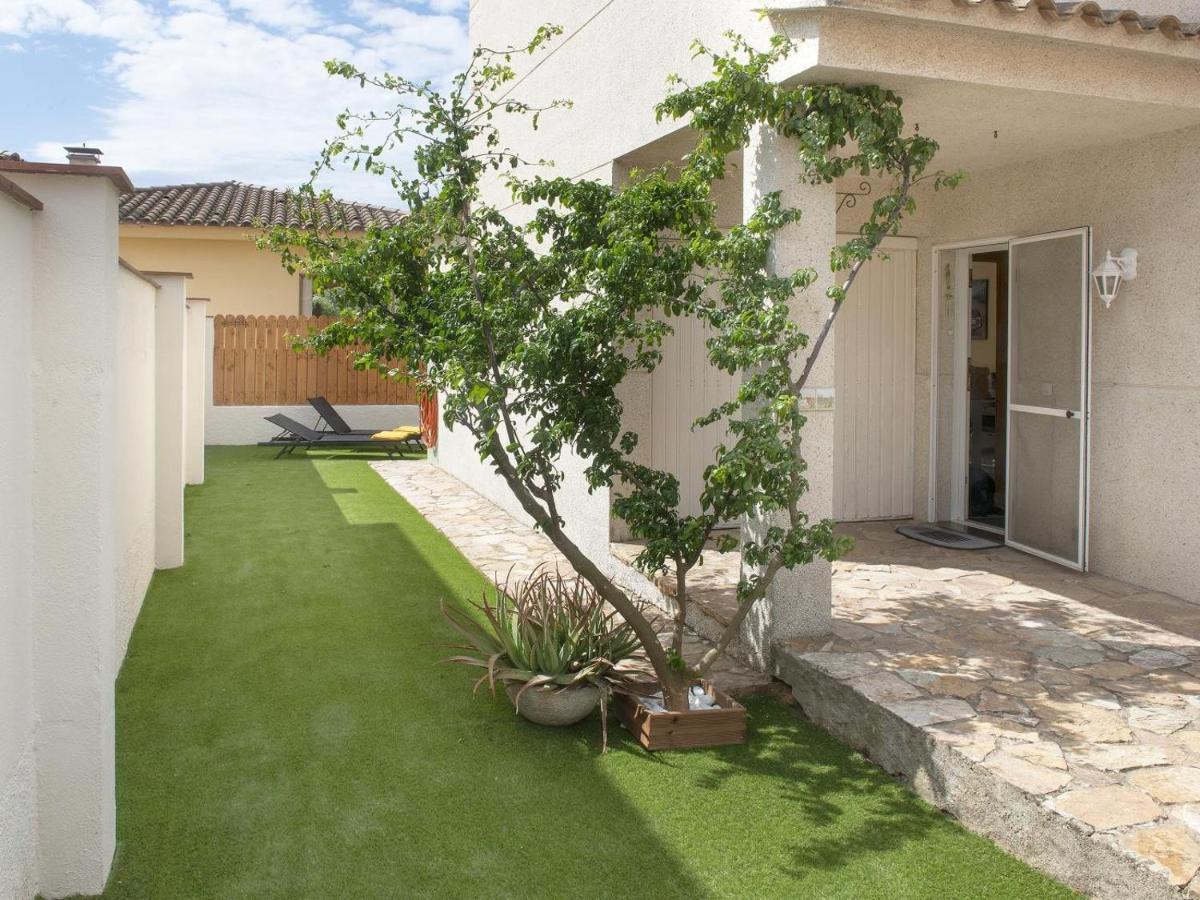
xmin=309 ymin=395 xmax=383 ymax=435
xmin=258 ymin=413 xmax=421 ymax=459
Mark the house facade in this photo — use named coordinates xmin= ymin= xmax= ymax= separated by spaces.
xmin=437 ymin=0 xmax=1200 ymax=656
xmin=118 ymin=180 xmax=406 ymax=317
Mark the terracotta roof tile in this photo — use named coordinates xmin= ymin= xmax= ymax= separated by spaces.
xmin=119 ymin=181 xmax=406 ymax=230
xmin=949 ymin=0 xmax=1200 ymax=43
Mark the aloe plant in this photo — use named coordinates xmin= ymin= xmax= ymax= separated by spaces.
xmin=442 ymin=567 xmax=650 ymax=747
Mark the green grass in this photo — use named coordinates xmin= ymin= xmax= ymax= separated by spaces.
xmin=103 ymin=446 xmax=1073 ymax=899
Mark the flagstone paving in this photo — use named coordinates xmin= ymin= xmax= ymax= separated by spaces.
xmin=370 ymin=460 xmax=772 ymax=697
xmin=778 ymin=522 xmax=1200 ymax=897
xmin=373 ymin=459 xmax=1200 ymax=896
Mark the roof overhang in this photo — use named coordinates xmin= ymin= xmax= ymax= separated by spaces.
xmin=758 ymin=1 xmax=1200 ymax=173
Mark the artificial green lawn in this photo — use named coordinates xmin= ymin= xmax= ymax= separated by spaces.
xmin=103 ymin=446 xmax=1073 ymax=899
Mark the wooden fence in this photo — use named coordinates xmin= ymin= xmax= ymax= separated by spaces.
xmin=212 ymin=315 xmax=417 ymax=406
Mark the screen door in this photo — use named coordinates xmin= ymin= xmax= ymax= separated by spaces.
xmin=1005 ymin=228 xmax=1090 ymax=568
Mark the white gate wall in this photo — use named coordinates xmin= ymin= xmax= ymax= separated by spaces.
xmin=834 ymin=245 xmax=918 ymax=521
xmin=649 ymin=314 xmax=740 ymax=520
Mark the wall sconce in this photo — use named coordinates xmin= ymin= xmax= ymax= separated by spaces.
xmin=1092 ymin=248 xmax=1138 ymax=309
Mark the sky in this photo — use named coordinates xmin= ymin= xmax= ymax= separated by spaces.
xmin=0 ymin=0 xmax=471 ymax=206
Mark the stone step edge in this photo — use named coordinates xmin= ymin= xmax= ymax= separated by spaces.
xmin=772 ymin=646 xmax=1180 ymax=900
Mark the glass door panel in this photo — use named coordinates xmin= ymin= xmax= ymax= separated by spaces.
xmin=1006 ymin=229 xmax=1090 ymax=568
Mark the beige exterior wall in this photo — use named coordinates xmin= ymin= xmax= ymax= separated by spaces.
xmin=448 ymin=1 xmax=780 ymax=546
xmin=468 ymin=1 xmax=779 ymax=213
xmin=913 ymin=123 xmax=1200 ymax=603
xmin=119 ymin=225 xmax=301 ymax=317
xmin=458 ymin=2 xmax=1200 ymax=615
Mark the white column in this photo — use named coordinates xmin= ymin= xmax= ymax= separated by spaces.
xmin=740 ymin=126 xmax=836 ymax=664
xmin=152 ymin=273 xmax=189 ymax=568
xmin=184 ymin=298 xmax=209 ymax=485
xmin=12 ymin=170 xmax=122 ymax=898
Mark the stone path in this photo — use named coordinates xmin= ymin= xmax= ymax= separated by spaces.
xmin=787 ymin=522 xmax=1200 ymax=898
xmin=370 ymin=460 xmax=772 ymax=697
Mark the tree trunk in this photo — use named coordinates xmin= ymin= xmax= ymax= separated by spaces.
xmin=660 ymin=669 xmax=692 ymax=713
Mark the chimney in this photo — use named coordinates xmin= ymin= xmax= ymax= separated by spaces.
xmin=64 ymin=144 xmax=103 ymax=165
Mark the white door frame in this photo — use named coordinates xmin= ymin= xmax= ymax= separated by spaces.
xmin=1004 ymin=226 xmax=1092 ymax=571
xmin=927 ymin=236 xmax=1013 ymax=523
xmin=928 ymin=230 xmax=1092 ymax=570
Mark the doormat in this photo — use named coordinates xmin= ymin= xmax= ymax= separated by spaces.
xmin=896 ymin=523 xmax=1003 ymax=550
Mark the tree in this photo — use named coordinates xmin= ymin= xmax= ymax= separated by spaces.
xmin=264 ymin=29 xmax=959 ymax=712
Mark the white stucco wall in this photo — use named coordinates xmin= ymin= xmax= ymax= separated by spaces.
xmin=185 ymin=300 xmax=209 ymax=483
xmin=458 ymin=3 xmax=1200 ymax=627
xmin=154 ymin=274 xmax=188 ymax=569
xmin=0 ymin=190 xmax=39 ymax=900
xmin=115 ymin=266 xmax=158 ymax=661
xmin=208 ymin=403 xmax=419 ymax=445
xmin=0 ymin=166 xmax=199 ymax=897
xmin=9 ymin=169 xmax=122 ymax=898
xmin=444 ymin=3 xmax=787 ymax=557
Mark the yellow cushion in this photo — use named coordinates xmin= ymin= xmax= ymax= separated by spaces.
xmin=371 ymin=427 xmax=421 ymax=441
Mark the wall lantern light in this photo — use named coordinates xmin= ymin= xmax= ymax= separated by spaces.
xmin=1092 ymin=248 xmax=1138 ymax=309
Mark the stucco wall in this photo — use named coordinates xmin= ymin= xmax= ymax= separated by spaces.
xmin=465 ymin=4 xmax=1200 ymax=608
xmin=0 ymin=168 xmax=205 ymax=897
xmin=0 ymin=191 xmax=39 ymax=900
xmin=115 ymin=266 xmax=158 ymax=661
xmin=914 ymin=123 xmax=1200 ymax=601
xmin=444 ymin=2 xmax=783 ymax=553
xmin=154 ymin=275 xmax=188 ymax=570
xmin=185 ymin=301 xmax=209 ymax=483
xmin=120 ymin=225 xmax=301 ymax=317
xmin=469 ymin=2 xmax=773 ymax=209
xmin=11 ymin=170 xmax=123 ymax=897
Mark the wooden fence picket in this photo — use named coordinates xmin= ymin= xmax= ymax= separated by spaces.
xmin=210 ymin=314 xmax=416 ymax=406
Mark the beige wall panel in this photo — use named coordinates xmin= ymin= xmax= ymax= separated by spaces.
xmin=120 ymin=230 xmax=300 ymax=317
xmin=834 ymin=248 xmax=917 ymax=521
xmin=917 ymin=123 xmax=1200 ymax=601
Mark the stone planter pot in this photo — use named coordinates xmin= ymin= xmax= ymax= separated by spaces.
xmin=506 ymin=682 xmax=600 ymax=727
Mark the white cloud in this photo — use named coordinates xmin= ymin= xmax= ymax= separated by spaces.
xmin=8 ymin=0 xmax=470 ymax=204
xmin=228 ymin=0 xmax=324 ymax=32
xmin=0 ymin=0 xmax=160 ymax=45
